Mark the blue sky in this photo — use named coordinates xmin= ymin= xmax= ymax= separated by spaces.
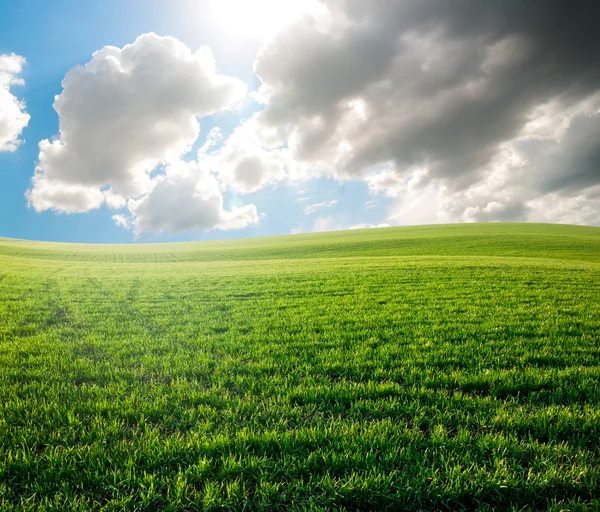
xmin=1 ymin=1 xmax=599 ymax=242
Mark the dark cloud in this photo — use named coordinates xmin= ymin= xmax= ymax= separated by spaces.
xmin=246 ymin=0 xmax=600 ymax=224
xmin=256 ymin=1 xmax=599 ymax=177
xmin=536 ymin=115 xmax=600 ymax=196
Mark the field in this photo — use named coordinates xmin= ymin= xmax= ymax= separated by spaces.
xmin=1 ymin=223 xmax=600 ymax=511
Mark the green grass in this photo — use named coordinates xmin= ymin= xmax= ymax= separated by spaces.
xmin=1 ymin=223 xmax=599 ymax=511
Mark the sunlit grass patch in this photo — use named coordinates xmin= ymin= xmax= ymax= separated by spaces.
xmin=1 ymin=223 xmax=600 ymax=510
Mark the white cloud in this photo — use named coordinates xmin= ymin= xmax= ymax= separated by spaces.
xmin=349 ymin=222 xmax=391 ymax=230
xmin=0 ymin=53 xmax=30 ymax=152
xmin=200 ymin=115 xmax=288 ymax=194
xmin=526 ymin=194 xmax=600 ymax=227
xmin=112 ymin=214 xmax=130 ymax=229
xmin=27 ymin=33 xmax=247 ymax=218
xmin=127 ymin=160 xmax=259 ymax=235
xmin=103 ymin=189 xmax=127 ymax=210
xmin=292 ymin=215 xmax=390 ymax=234
xmin=304 ymin=198 xmax=338 ymax=215
xmin=26 ymin=177 xmax=105 ymax=214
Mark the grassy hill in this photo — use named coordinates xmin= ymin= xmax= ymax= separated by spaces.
xmin=2 ymin=222 xmax=600 ymax=263
xmin=1 ymin=223 xmax=599 ymax=510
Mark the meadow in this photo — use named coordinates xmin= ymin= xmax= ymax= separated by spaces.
xmin=1 ymin=223 xmax=599 ymax=511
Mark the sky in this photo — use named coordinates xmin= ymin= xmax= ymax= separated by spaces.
xmin=1 ymin=0 xmax=599 ymax=243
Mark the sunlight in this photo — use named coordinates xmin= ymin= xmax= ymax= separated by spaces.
xmin=207 ymin=0 xmax=321 ymax=41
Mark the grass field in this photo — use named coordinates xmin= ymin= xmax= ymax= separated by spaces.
xmin=1 ymin=223 xmax=600 ymax=511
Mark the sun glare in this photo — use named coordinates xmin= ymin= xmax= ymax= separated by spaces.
xmin=208 ymin=0 xmax=321 ymax=41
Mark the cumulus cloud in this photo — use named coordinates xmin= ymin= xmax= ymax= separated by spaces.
xmin=27 ymin=33 xmax=248 ymax=220
xmin=127 ymin=160 xmax=259 ymax=235
xmin=237 ymin=0 xmax=600 ymax=225
xmin=0 ymin=53 xmax=30 ymax=151
xmin=198 ymin=117 xmax=288 ymax=194
xmin=26 ymin=179 xmax=105 ymax=214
